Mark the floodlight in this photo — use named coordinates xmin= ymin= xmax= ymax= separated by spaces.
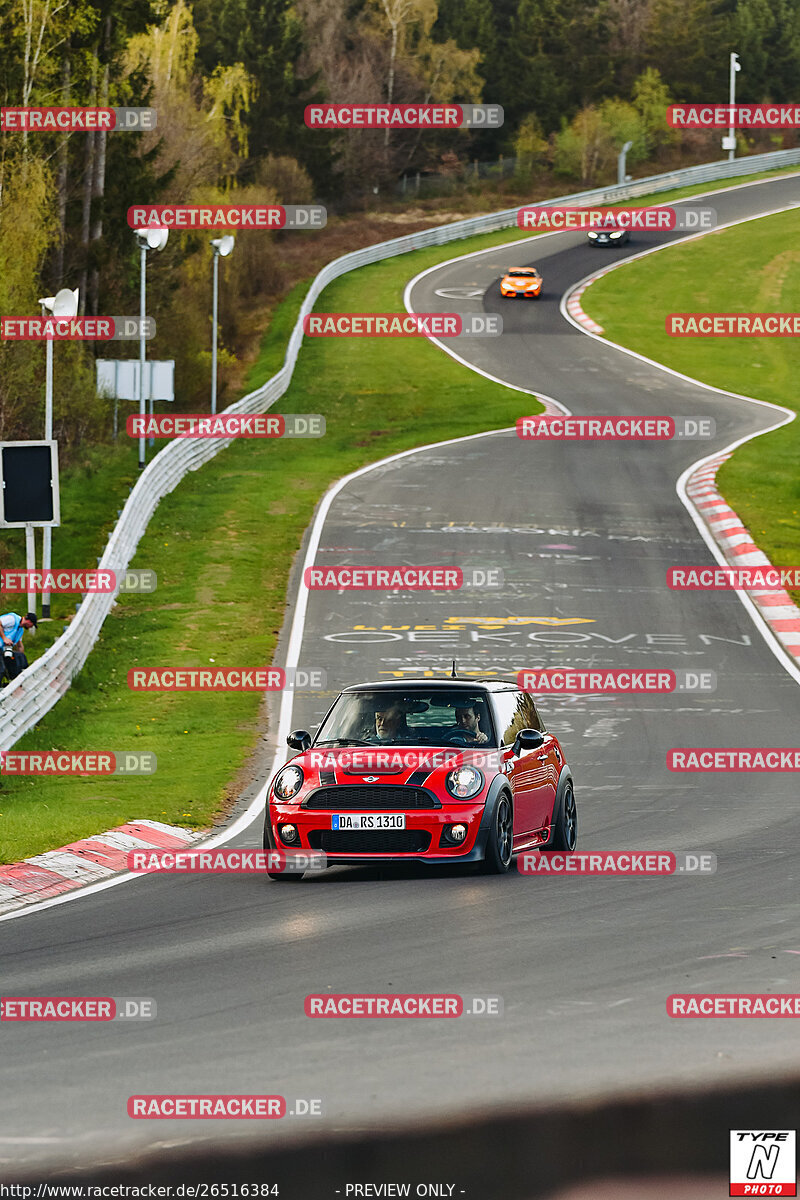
xmin=211 ymin=235 xmax=235 ymax=257
xmin=146 ymin=228 xmax=170 ymax=251
xmin=135 ymin=228 xmax=169 ymax=251
xmin=38 ymin=288 xmax=79 ymax=317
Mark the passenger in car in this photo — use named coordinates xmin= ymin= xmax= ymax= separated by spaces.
xmin=374 ymin=702 xmax=410 ymax=742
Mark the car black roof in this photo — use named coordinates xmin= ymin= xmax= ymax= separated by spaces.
xmin=341 ymin=678 xmax=517 ymax=693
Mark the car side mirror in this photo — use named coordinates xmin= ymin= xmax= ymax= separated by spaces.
xmin=287 ymin=729 xmax=312 ymax=752
xmin=513 ymin=727 xmax=544 ymax=755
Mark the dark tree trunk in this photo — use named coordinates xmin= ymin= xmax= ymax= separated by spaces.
xmin=55 ymin=46 xmax=71 ymax=286
xmin=78 ymin=50 xmax=98 ymax=315
xmin=89 ymin=16 xmax=112 ymax=315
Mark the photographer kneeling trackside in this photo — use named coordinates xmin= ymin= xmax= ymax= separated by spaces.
xmin=0 ymin=611 xmax=37 ymax=684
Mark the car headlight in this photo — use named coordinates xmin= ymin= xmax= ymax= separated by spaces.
xmin=609 ymin=230 xmax=624 ymax=238
xmin=273 ymin=764 xmax=304 ymax=800
xmin=445 ymin=765 xmax=484 ymax=800
xmin=588 ymin=231 xmax=598 ymax=239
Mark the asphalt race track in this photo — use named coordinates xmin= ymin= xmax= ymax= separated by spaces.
xmin=2 ymin=174 xmax=800 ymax=1178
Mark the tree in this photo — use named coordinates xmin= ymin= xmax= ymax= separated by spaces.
xmin=191 ymin=0 xmax=323 ymax=181
xmin=513 ymin=113 xmax=548 ymax=184
xmin=0 ymin=157 xmax=53 ymax=439
xmin=503 ymin=0 xmax=612 ymax=135
xmin=433 ymin=0 xmax=500 ymax=153
xmin=553 ymin=98 xmax=646 ymax=184
xmin=123 ymin=0 xmax=254 ymax=194
xmin=292 ymin=0 xmax=388 ymax=193
xmin=732 ymin=0 xmax=800 ymax=101
xmin=435 ymin=0 xmax=497 ymax=61
xmin=605 ymin=0 xmax=654 ymax=89
xmin=365 ymin=0 xmax=435 ymax=146
xmin=645 ymin=0 xmax=726 ymax=100
xmin=631 ymin=66 xmax=677 ymax=154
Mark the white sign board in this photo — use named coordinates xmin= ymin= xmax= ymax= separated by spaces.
xmin=96 ymin=360 xmax=175 ymax=401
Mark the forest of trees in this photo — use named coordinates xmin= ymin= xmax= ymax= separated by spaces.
xmin=1 ymin=0 xmax=799 ymax=450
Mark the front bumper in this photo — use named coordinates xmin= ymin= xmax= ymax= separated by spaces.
xmin=268 ymin=798 xmax=490 ymax=864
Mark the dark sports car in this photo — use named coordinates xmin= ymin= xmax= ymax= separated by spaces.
xmin=263 ymin=678 xmax=577 ymax=879
xmin=587 ymin=224 xmax=630 ymax=246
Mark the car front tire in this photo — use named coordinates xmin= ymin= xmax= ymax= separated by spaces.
xmin=550 ymin=781 xmax=577 ymax=851
xmin=480 ymin=793 xmax=513 ymax=874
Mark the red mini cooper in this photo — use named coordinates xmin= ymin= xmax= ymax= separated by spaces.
xmin=263 ymin=678 xmax=577 ymax=879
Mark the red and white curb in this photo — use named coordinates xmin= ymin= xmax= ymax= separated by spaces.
xmin=539 ymin=396 xmax=569 ymax=417
xmin=566 ymin=280 xmax=604 ymax=335
xmin=0 ymin=820 xmax=202 ymax=916
xmin=685 ymin=454 xmax=800 ymax=661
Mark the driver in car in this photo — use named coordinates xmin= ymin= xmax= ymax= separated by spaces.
xmin=453 ymin=704 xmax=488 ymax=744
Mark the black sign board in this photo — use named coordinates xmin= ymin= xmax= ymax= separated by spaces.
xmin=0 ymin=441 xmax=60 ymax=527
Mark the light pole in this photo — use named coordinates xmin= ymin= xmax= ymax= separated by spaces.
xmin=618 ymin=140 xmax=634 ymax=186
xmin=727 ymin=52 xmax=741 ymax=161
xmin=210 ymin=235 xmax=235 ymax=415
xmin=37 ymin=286 xmax=79 ymax=618
xmin=134 ymin=227 xmax=169 ymax=467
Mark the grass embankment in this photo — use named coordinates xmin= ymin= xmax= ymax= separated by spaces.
xmin=0 ymin=238 xmax=543 ymax=863
xmin=581 ymin=206 xmax=800 ymax=600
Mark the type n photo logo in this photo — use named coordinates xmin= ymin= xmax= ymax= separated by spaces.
xmin=730 ymin=1130 xmax=796 ymax=1195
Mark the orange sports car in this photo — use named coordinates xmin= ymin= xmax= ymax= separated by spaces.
xmin=500 ymin=266 xmax=543 ymax=299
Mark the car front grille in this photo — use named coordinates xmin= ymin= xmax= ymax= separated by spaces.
xmin=308 ymin=830 xmax=432 ymax=853
xmin=304 ymin=786 xmax=438 ymax=810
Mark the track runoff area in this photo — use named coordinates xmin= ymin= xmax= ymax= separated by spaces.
xmin=1 ymin=172 xmax=800 ymax=1193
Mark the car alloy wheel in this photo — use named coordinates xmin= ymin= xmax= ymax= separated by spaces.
xmin=481 ymin=794 xmax=513 ymax=874
xmin=551 ymin=782 xmax=577 ymax=851
xmin=563 ymin=784 xmax=577 ymax=849
xmin=497 ymin=797 xmax=512 ymax=864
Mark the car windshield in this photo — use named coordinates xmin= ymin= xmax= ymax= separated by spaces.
xmin=509 ymin=268 xmax=537 ymax=276
xmin=315 ymin=690 xmax=497 ymax=747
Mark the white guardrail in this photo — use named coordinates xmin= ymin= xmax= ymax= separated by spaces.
xmin=2 ymin=148 xmax=800 ymax=751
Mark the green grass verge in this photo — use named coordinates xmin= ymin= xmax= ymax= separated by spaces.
xmin=582 ymin=205 xmax=800 ymax=604
xmin=2 ymin=162 xmax=796 ymax=862
xmin=241 ymin=277 xmax=314 ymax=389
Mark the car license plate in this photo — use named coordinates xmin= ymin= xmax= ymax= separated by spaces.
xmin=332 ymin=813 xmax=406 ymax=830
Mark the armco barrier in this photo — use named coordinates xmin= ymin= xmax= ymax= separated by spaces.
xmin=2 ymin=147 xmax=799 ymax=752
xmin=9 ymin=1071 xmax=800 ymax=1194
